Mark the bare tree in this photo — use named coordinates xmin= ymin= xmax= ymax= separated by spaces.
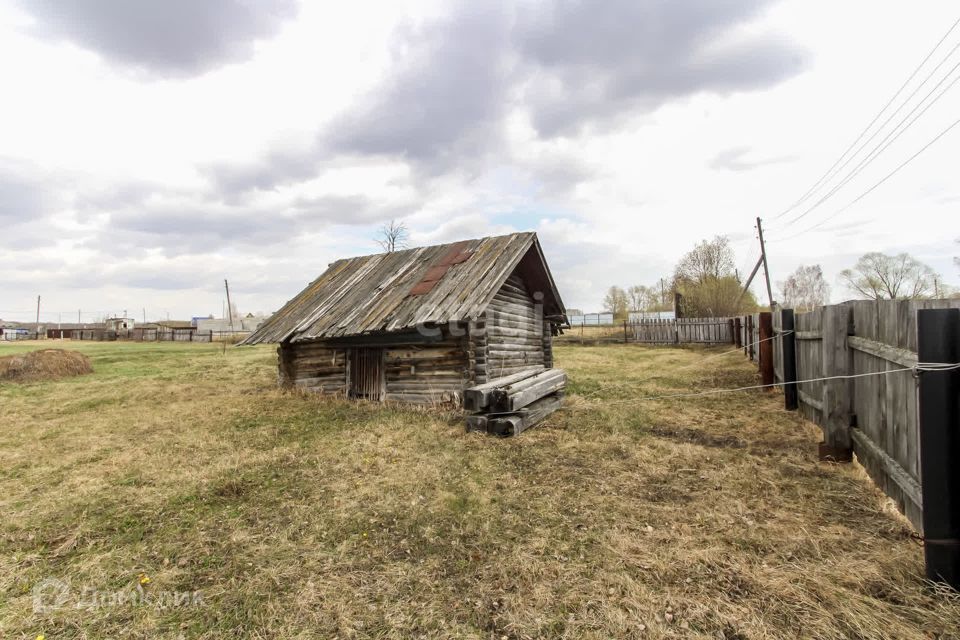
xmin=779 ymin=265 xmax=830 ymax=311
xmin=674 ymin=236 xmax=736 ymax=284
xmin=603 ymin=286 xmax=629 ymax=320
xmin=675 ymin=275 xmax=758 ymax=317
xmin=839 ymin=252 xmax=938 ymax=300
xmin=626 ymin=285 xmax=651 ymax=312
xmin=376 ymin=220 xmax=409 ymax=253
xmin=670 ymin=236 xmax=752 ymax=316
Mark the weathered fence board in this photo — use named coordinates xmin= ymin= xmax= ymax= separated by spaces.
xmin=795 ymin=307 xmax=824 ymax=426
xmin=740 ymin=298 xmax=960 ymax=532
xmin=629 ymin=317 xmax=733 ymax=344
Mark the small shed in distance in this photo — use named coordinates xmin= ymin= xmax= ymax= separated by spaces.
xmin=242 ymin=232 xmax=566 ymax=405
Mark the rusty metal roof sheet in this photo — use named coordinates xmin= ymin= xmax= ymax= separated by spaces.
xmin=243 ymin=232 xmax=565 ymax=344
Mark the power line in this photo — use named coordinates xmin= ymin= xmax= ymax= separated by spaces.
xmin=771 ymin=15 xmax=960 ymax=221
xmin=601 ymin=363 xmax=960 ymax=405
xmin=769 ymin=114 xmax=960 ymax=242
xmin=580 ymin=331 xmax=796 ymax=400
xmin=780 ymin=53 xmax=960 ymax=229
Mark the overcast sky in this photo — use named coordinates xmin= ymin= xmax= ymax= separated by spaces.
xmin=1 ymin=0 xmax=958 ymax=323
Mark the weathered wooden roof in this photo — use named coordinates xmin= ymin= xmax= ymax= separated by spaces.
xmin=243 ymin=232 xmax=565 ymax=344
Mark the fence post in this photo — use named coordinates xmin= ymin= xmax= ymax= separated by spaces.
xmin=734 ymin=317 xmax=742 ymax=349
xmin=917 ymin=308 xmax=960 ymax=588
xmin=820 ymin=304 xmax=853 ymax=461
xmin=758 ymin=312 xmax=774 ymax=386
xmin=623 ymin=319 xmax=628 ymax=344
xmin=781 ymin=308 xmax=798 ymax=410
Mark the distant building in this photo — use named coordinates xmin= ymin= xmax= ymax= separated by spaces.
xmin=1 ymin=326 xmax=31 ymax=340
xmin=156 ymin=320 xmax=194 ymax=330
xmin=628 ymin=311 xmax=676 ymax=322
xmin=196 ymin=314 xmax=269 ymax=334
xmin=104 ymin=317 xmax=135 ymax=334
xmin=567 ymin=312 xmax=614 ymax=326
xmin=242 ymin=232 xmax=566 ymax=405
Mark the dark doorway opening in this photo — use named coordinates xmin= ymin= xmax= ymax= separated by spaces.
xmin=349 ymin=348 xmax=384 ymax=401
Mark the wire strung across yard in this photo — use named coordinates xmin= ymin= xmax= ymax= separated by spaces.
xmin=579 ymin=330 xmax=795 ymax=400
xmin=600 ymin=362 xmax=960 ymax=405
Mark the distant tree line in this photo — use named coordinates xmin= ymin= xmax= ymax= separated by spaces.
xmin=603 ymin=236 xmax=760 ymax=320
xmin=601 ymin=237 xmax=957 ymax=321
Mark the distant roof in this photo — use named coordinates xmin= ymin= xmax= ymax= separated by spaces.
xmin=244 ymin=232 xmax=565 ymax=344
xmin=156 ymin=320 xmax=194 ymax=329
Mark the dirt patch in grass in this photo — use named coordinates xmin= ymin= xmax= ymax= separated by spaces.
xmin=0 ymin=348 xmax=93 ymax=382
xmin=647 ymin=425 xmax=748 ymax=449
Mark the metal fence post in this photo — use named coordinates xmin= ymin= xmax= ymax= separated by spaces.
xmin=917 ymin=308 xmax=960 ymax=588
xmin=781 ymin=308 xmax=798 ymax=410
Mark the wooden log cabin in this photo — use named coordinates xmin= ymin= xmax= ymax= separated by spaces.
xmin=242 ymin=232 xmax=567 ymax=405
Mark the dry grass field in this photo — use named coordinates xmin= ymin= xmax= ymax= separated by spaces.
xmin=1 ymin=340 xmax=958 ymax=639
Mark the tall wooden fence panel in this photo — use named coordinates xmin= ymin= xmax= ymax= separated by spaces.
xmin=771 ymin=310 xmax=784 ymax=385
xmin=676 ymin=318 xmax=732 ymax=343
xmin=627 ymin=317 xmax=733 ymax=344
xmin=742 ymin=299 xmax=960 ymax=531
xmin=631 ymin=319 xmax=677 ymax=343
xmin=794 ymin=307 xmax=824 ymax=426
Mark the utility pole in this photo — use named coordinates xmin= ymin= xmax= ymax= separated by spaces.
xmin=756 ymin=217 xmax=775 ymax=308
xmin=143 ymin=308 xmax=146 ymax=324
xmin=224 ymin=279 xmax=235 ymax=332
xmin=78 ymin=309 xmax=81 ymax=325
xmin=35 ymin=296 xmax=40 ymax=339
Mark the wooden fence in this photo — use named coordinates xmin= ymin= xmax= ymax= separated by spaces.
xmin=736 ymin=299 xmax=960 ymax=533
xmin=559 ymin=317 xmax=735 ymax=345
xmin=71 ymin=328 xmax=216 ymax=342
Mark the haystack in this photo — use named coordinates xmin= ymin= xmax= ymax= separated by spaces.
xmin=0 ymin=349 xmax=93 ymax=382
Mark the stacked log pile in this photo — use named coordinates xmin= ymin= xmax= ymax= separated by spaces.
xmin=464 ymin=368 xmax=566 ymax=437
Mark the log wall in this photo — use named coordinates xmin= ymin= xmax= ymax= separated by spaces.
xmin=483 ymin=274 xmax=546 ymax=378
xmin=383 ymin=336 xmax=469 ymax=405
xmin=275 ymin=271 xmax=557 ymax=405
xmin=278 ymin=329 xmax=470 ymax=405
xmin=278 ymin=341 xmax=348 ymax=394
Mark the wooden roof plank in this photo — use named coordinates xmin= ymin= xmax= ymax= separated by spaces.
xmin=243 ymin=232 xmax=564 ymax=345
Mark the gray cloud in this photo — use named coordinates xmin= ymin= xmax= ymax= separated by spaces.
xmin=290 ymin=194 xmax=419 ymax=226
xmin=203 ymin=0 xmax=805 ymax=198
xmin=0 ymin=161 xmax=53 ymax=221
xmin=16 ymin=0 xmax=297 ymax=77
xmin=710 ymin=146 xmax=798 ymax=171
xmin=0 ymin=161 xmax=66 ymax=248
xmin=78 ymin=184 xmax=416 ymax=257
xmin=324 ymin=5 xmax=512 ymax=166
xmin=202 ymin=144 xmax=326 ymax=196
xmin=516 ymin=0 xmax=806 ymax=136
xmin=204 ymin=4 xmax=515 ymax=195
